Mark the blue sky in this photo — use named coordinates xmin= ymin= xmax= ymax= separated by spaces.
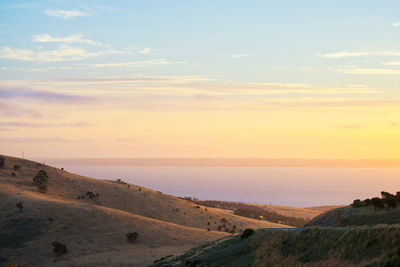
xmin=0 ymin=1 xmax=400 ymax=158
xmin=1 ymin=1 xmax=400 ymax=85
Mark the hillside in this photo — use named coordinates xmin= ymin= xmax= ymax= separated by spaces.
xmin=0 ymin=154 xmax=290 ymax=266
xmin=306 ymin=191 xmax=400 ymax=227
xmin=306 ymin=205 xmax=400 ymax=227
xmin=152 ymin=225 xmax=400 ymax=266
xmin=190 ymin=200 xmax=342 ymax=227
xmin=190 ymin=200 xmax=310 ymax=227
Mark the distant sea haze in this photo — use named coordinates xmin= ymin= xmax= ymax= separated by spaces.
xmin=43 ymin=158 xmax=400 ymax=208
xmin=44 ymin=158 xmax=400 ymax=168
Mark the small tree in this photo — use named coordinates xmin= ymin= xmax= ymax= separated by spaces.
xmin=52 ymin=241 xmax=67 ymax=255
xmin=33 ymin=170 xmax=49 ymax=192
xmin=0 ymin=157 xmax=4 ymax=168
xmin=351 ymin=199 xmax=365 ymax=208
xmin=126 ymin=232 xmax=138 ymax=243
xmin=371 ymin=197 xmax=384 ymax=210
xmin=13 ymin=165 xmax=21 ymax=171
xmin=385 ymin=196 xmax=397 ymax=210
xmin=240 ymin=228 xmax=254 ymax=239
xmin=16 ymin=201 xmax=23 ymax=211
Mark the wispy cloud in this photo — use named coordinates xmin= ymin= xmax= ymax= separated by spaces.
xmin=393 ymin=22 xmax=400 ymax=27
xmin=317 ymin=51 xmax=400 ymax=58
xmin=91 ymin=59 xmax=172 ymax=67
xmin=336 ymin=67 xmax=400 ymax=75
xmin=0 ymin=137 xmax=91 ymax=143
xmin=381 ymin=61 xmax=400 ymax=66
xmin=33 ymin=34 xmax=110 ymax=48
xmin=140 ymin=47 xmax=151 ymax=54
xmin=0 ymin=45 xmax=111 ymax=62
xmin=0 ymin=100 xmax=42 ymax=118
xmin=232 ymin=54 xmax=249 ymax=58
xmin=0 ymin=86 xmax=92 ymax=103
xmin=43 ymin=9 xmax=89 ymax=19
xmin=316 ymin=51 xmax=370 ymax=58
xmin=0 ymin=121 xmax=93 ymax=128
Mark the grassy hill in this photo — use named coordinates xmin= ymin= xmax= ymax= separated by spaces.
xmin=152 ymin=225 xmax=400 ymax=266
xmin=306 ymin=205 xmax=400 ymax=227
xmin=306 ymin=191 xmax=400 ymax=227
xmin=0 ymin=154 xmax=290 ymax=266
xmin=188 ymin=200 xmax=342 ymax=227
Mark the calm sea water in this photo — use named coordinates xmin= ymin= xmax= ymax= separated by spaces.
xmin=49 ymin=164 xmax=400 ymax=207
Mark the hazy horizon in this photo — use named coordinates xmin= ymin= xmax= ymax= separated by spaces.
xmin=38 ymin=157 xmax=400 ymax=168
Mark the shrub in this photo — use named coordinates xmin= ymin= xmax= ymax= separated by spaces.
xmin=52 ymin=241 xmax=67 ymax=255
xmin=0 ymin=157 xmax=4 ymax=168
xmin=371 ymin=197 xmax=384 ymax=210
xmin=240 ymin=228 xmax=254 ymax=239
xmin=11 ymin=172 xmax=16 ymax=177
xmin=126 ymin=232 xmax=138 ymax=243
xmin=385 ymin=196 xmax=397 ymax=210
xmin=13 ymin=165 xmax=21 ymax=171
xmin=351 ymin=199 xmax=365 ymax=208
xmin=33 ymin=170 xmax=49 ymax=187
xmin=16 ymin=201 xmax=23 ymax=211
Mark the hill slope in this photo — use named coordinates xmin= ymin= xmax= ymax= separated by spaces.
xmin=306 ymin=205 xmax=400 ymax=227
xmin=0 ymin=154 xmax=290 ymax=266
xmin=152 ymin=225 xmax=400 ymax=266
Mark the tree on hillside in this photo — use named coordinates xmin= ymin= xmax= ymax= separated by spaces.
xmin=381 ymin=191 xmax=394 ymax=199
xmin=0 ymin=157 xmax=4 ymax=168
xmin=396 ymin=192 xmax=400 ymax=203
xmin=385 ymin=196 xmax=397 ymax=210
xmin=371 ymin=197 xmax=384 ymax=210
xmin=351 ymin=199 xmax=366 ymax=208
xmin=33 ymin=170 xmax=49 ymax=193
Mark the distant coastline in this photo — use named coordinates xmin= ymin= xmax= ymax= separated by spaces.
xmin=39 ymin=158 xmax=400 ymax=168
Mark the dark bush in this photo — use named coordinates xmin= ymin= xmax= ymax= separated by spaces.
xmin=16 ymin=201 xmax=23 ymax=211
xmin=11 ymin=172 xmax=16 ymax=177
xmin=33 ymin=170 xmax=49 ymax=187
xmin=52 ymin=241 xmax=68 ymax=255
xmin=0 ymin=157 xmax=4 ymax=168
xmin=351 ymin=199 xmax=365 ymax=208
xmin=385 ymin=196 xmax=397 ymax=210
xmin=126 ymin=232 xmax=138 ymax=243
xmin=13 ymin=165 xmax=21 ymax=171
xmin=240 ymin=228 xmax=254 ymax=239
xmin=364 ymin=198 xmax=372 ymax=206
xmin=381 ymin=191 xmax=394 ymax=199
xmin=371 ymin=197 xmax=384 ymax=210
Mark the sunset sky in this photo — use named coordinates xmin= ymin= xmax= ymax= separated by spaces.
xmin=1 ymin=1 xmax=400 ymax=159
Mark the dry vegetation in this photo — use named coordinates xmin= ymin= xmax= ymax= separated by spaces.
xmin=0 ymin=154 xmax=290 ymax=266
xmin=153 ymin=225 xmax=400 ymax=266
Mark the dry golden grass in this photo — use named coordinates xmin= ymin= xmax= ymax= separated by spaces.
xmin=0 ymin=154 xmax=291 ymax=266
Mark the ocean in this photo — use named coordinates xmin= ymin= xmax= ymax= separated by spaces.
xmin=48 ymin=164 xmax=400 ymax=207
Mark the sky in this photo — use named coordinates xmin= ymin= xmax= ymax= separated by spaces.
xmin=0 ymin=0 xmax=400 ymax=159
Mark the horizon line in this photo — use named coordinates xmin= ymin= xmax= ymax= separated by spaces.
xmin=38 ymin=157 xmax=400 ymax=168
